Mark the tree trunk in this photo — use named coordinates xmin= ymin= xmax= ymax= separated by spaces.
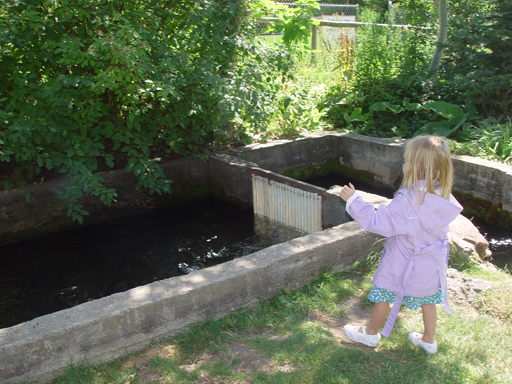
xmin=428 ymin=0 xmax=448 ymax=76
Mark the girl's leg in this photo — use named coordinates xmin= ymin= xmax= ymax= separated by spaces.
xmin=344 ymin=302 xmax=389 ymax=347
xmin=365 ymin=302 xmax=390 ymax=335
xmin=421 ymin=304 xmax=437 ymax=343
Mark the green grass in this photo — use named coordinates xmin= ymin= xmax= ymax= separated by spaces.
xmin=26 ymin=261 xmax=512 ymax=384
xmin=452 ymin=118 xmax=512 ymax=166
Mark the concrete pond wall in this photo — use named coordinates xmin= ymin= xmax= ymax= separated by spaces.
xmin=1 ymin=132 xmax=511 ymax=383
xmin=2 ymin=133 xmax=511 ymax=245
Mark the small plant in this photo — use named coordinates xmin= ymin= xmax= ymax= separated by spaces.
xmin=370 ymin=99 xmax=471 ymax=138
xmin=320 ymin=89 xmax=368 ymax=130
xmin=452 ymin=118 xmax=512 ymax=165
xmin=253 ymin=0 xmax=320 ymax=50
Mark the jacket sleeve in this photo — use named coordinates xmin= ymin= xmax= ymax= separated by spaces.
xmin=346 ymin=191 xmax=409 ymax=238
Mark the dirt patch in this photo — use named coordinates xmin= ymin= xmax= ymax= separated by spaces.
xmin=121 ymin=344 xmax=178 ymax=384
xmin=309 ymin=295 xmax=374 ymax=348
xmin=120 ymin=333 xmax=300 ymax=383
xmin=182 ymin=339 xmax=299 ymax=383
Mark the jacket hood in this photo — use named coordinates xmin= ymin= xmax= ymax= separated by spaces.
xmin=404 ymin=181 xmax=463 ymax=235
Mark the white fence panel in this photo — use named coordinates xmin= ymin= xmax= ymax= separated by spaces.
xmin=252 ymin=175 xmax=322 ymax=234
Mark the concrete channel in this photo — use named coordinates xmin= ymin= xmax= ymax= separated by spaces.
xmin=1 ymin=133 xmax=511 ymax=383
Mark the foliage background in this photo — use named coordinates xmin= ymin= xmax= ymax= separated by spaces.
xmin=1 ymin=0 xmax=511 ymax=221
xmin=0 ymin=0 xmax=293 ymax=221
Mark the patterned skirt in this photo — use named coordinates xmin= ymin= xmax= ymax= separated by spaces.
xmin=368 ymin=285 xmax=444 ymax=310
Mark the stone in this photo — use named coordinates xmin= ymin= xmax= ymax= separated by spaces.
xmin=446 ymin=267 xmax=492 ymax=306
xmin=449 ymin=214 xmax=492 ymax=262
xmin=448 ymin=233 xmax=481 ymax=264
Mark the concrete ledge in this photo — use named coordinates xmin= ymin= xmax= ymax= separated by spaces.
xmin=0 ymin=156 xmax=212 ymax=244
xmin=1 ymin=132 xmax=511 ymax=383
xmin=0 ymin=221 xmax=379 ymax=384
xmin=452 ymin=154 xmax=512 ymax=211
xmin=2 ymin=132 xmax=512 ymax=243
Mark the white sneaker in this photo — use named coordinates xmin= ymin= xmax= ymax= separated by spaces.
xmin=343 ymin=325 xmax=380 ymax=347
xmin=408 ymin=332 xmax=437 ymax=354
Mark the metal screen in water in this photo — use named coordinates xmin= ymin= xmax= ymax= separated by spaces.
xmin=252 ymin=175 xmax=322 ymax=234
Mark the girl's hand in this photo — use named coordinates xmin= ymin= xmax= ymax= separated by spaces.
xmin=340 ymin=182 xmax=356 ymax=201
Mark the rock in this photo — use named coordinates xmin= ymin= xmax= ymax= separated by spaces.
xmin=357 ymin=190 xmax=391 ymax=206
xmin=446 ymin=268 xmax=492 ymax=306
xmin=449 ymin=214 xmax=491 ymax=261
xmin=448 ymin=233 xmax=482 ymax=265
xmin=476 ymin=262 xmax=498 ymax=271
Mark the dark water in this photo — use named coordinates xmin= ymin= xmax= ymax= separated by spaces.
xmin=306 ymin=175 xmax=512 ymax=270
xmin=470 ymin=217 xmax=512 ymax=270
xmin=0 ymin=199 xmax=300 ymax=329
xmin=2 ymin=177 xmax=510 ymax=329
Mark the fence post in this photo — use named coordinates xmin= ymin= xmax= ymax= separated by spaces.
xmin=311 ymin=24 xmax=318 ymax=51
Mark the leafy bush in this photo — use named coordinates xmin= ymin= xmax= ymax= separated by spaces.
xmin=441 ymin=0 xmax=512 ymax=119
xmin=353 ymin=9 xmax=431 ymax=86
xmin=246 ymin=0 xmax=336 ymax=141
xmin=0 ymin=0 xmax=291 ymax=221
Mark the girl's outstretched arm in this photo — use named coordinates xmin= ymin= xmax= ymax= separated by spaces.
xmin=340 ymin=183 xmax=356 ymax=201
xmin=346 ymin=191 xmax=409 ymax=238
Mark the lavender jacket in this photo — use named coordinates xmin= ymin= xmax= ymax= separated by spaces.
xmin=345 ymin=183 xmax=463 ymax=337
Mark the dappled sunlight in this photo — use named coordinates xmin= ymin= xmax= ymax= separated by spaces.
xmin=128 ymin=285 xmax=154 ymax=301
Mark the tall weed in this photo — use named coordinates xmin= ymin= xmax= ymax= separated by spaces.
xmin=354 ymin=9 xmax=431 ymax=87
xmin=322 ymin=9 xmax=438 ymax=138
xmin=452 ymin=119 xmax=512 ymax=165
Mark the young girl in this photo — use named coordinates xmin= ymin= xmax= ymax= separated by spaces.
xmin=339 ymin=134 xmax=463 ymax=354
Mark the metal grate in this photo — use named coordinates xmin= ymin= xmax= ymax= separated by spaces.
xmin=252 ymin=175 xmax=322 ymax=234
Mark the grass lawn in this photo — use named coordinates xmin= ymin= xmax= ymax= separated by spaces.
xmin=30 ymin=258 xmax=512 ymax=384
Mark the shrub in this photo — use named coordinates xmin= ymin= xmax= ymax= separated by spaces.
xmin=0 ymin=0 xmax=290 ymax=221
xmin=441 ymin=0 xmax=512 ymax=120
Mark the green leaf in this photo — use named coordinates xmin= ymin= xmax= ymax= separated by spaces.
xmin=413 ymin=120 xmax=453 ymax=137
xmin=105 ymin=155 xmax=114 ymax=168
xmin=424 ymin=102 xmax=463 ymax=120
xmin=369 ymin=101 xmax=404 ymax=114
xmin=452 ymin=113 xmax=467 ymax=129
xmin=369 ymin=101 xmax=389 ymax=112
xmin=403 ymin=101 xmax=422 ymax=111
xmin=344 ymin=108 xmax=369 ymax=124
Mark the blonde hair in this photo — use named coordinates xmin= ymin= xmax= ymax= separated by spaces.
xmin=400 ymin=134 xmax=453 ymax=202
